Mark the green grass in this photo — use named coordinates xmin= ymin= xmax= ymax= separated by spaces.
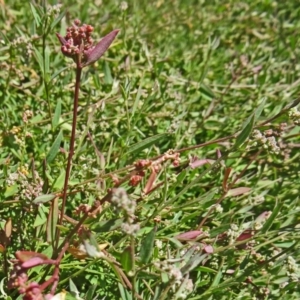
xmin=0 ymin=0 xmax=300 ymax=299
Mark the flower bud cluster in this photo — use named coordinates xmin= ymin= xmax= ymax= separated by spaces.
xmin=251 ymin=129 xmax=280 ymax=154
xmin=6 ymin=167 xmax=43 ymax=201
xmin=60 ymin=19 xmax=94 ymax=59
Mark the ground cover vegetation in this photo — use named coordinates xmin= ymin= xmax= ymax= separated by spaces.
xmin=0 ymin=0 xmax=299 ymax=299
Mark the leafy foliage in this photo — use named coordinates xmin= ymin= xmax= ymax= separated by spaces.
xmin=0 ymin=0 xmax=300 ymax=299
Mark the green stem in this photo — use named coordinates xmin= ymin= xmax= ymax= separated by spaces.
xmin=131 ymin=236 xmax=136 ymax=300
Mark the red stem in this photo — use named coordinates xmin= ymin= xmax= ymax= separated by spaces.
xmin=55 ymin=61 xmax=82 ymax=250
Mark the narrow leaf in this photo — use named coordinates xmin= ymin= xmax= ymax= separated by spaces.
xmin=181 ymin=253 xmax=207 ymax=275
xmin=140 ymin=227 xmax=156 ymax=264
xmin=85 ymin=285 xmax=97 ymax=300
xmin=33 ymin=194 xmax=56 ymax=204
xmin=52 ymin=99 xmax=61 ymax=129
xmin=46 ymin=197 xmax=59 ymax=242
xmin=175 ymin=230 xmax=203 ymax=241
xmin=4 ymin=218 xmax=12 ymax=239
xmin=125 ymin=133 xmax=171 ymax=155
xmin=33 ymin=205 xmax=48 ymax=227
xmin=93 ymin=218 xmax=123 ymax=232
xmin=33 ymin=47 xmax=44 ymax=76
xmin=50 ymin=11 xmax=66 ymax=30
xmin=261 ymin=200 xmax=283 ymax=233
xmin=46 ymin=130 xmax=63 ymax=163
xmin=254 ymin=97 xmax=266 ymax=122
xmin=226 ymin=187 xmax=251 ymax=197
xmin=44 ymin=46 xmax=50 ymax=74
xmin=30 ymin=3 xmax=41 ymax=27
xmin=234 ymin=115 xmax=255 ymax=148
xmin=103 ymin=60 xmax=113 ymax=84
xmin=241 ymin=97 xmax=266 ymax=130
xmin=53 ymin=170 xmax=65 ymax=191
xmin=121 ymin=246 xmax=134 ymax=273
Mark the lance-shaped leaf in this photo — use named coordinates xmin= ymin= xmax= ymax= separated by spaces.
xmin=82 ymin=29 xmax=120 ymax=67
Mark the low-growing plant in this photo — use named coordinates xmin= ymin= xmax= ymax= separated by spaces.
xmin=0 ymin=1 xmax=300 ymax=300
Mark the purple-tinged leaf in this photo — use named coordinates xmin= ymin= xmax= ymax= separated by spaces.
xmin=16 ymin=251 xmax=49 ymax=263
xmin=175 ymin=230 xmax=203 ymax=241
xmin=236 ymin=229 xmax=254 ymax=249
xmin=21 ymin=257 xmax=45 ymax=268
xmin=226 ymin=187 xmax=251 ymax=197
xmin=82 ymin=29 xmax=120 ymax=67
xmin=255 ymin=211 xmax=271 ymax=223
xmin=216 ymin=149 xmax=222 ymax=159
xmin=203 ymin=245 xmax=214 ymax=254
xmin=189 ymin=159 xmax=215 ymax=169
xmin=236 ymin=230 xmax=253 ymax=242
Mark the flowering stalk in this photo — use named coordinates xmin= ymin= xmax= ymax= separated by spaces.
xmin=8 ymin=20 xmax=119 ymax=300
xmin=55 ymin=20 xmax=119 ymax=243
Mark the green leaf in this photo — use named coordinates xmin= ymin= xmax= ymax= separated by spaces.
xmin=234 ymin=98 xmax=266 ymax=149
xmin=44 ymin=46 xmax=50 ymax=75
xmin=33 ymin=193 xmax=56 ymax=204
xmin=125 ymin=133 xmax=171 ymax=155
xmin=261 ymin=199 xmax=283 ymax=233
xmin=50 ymin=66 xmax=69 ymax=83
xmin=33 ymin=47 xmax=44 ymax=76
xmin=253 ymin=97 xmax=267 ymax=122
xmin=29 ymin=3 xmax=41 ymax=27
xmin=4 ymin=184 xmax=18 ymax=198
xmin=130 ymin=80 xmax=143 ymax=120
xmin=242 ymin=97 xmax=266 ymax=130
xmin=234 ymin=115 xmax=254 ymax=148
xmin=46 ymin=197 xmax=58 ymax=242
xmin=211 ymin=270 xmax=223 ymax=287
xmin=85 ymin=285 xmax=97 ymax=300
xmin=53 ymin=170 xmax=65 ymax=191
xmin=181 ymin=253 xmax=208 ymax=275
xmin=199 ymin=84 xmax=215 ymax=100
xmin=103 ymin=61 xmax=113 ymax=84
xmin=195 ymin=266 xmax=218 ymax=273
xmin=46 ymin=130 xmax=63 ymax=163
xmin=121 ymin=246 xmax=134 ymax=274
xmin=33 ymin=205 xmax=48 ymax=227
xmin=118 ymin=282 xmax=132 ymax=300
xmin=209 ymin=224 xmax=231 ymax=238
xmin=94 ymin=218 xmax=123 ymax=232
xmin=50 ymin=11 xmax=66 ymax=30
xmin=140 ymin=227 xmax=156 ymax=264
xmin=69 ymin=278 xmax=80 ymax=299
xmin=52 ymin=99 xmax=61 ymax=129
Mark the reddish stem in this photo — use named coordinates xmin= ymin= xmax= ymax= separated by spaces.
xmin=55 ymin=59 xmax=82 ymax=251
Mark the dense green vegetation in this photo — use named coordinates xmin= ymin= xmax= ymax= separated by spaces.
xmin=0 ymin=0 xmax=299 ymax=299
